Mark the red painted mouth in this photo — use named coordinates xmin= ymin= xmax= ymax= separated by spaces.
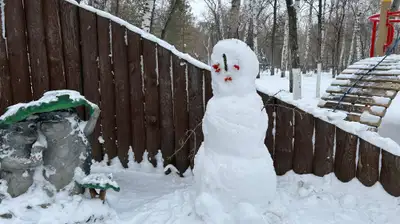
xmin=224 ymin=76 xmax=232 ymax=82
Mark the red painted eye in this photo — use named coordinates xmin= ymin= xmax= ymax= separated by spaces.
xmin=215 ymin=68 xmax=221 ymax=73
xmin=212 ymin=64 xmax=220 ymax=69
xmin=233 ymin=65 xmax=240 ymax=70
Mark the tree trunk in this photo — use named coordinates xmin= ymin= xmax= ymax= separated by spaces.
xmin=333 ymin=0 xmax=347 ymax=78
xmin=303 ymin=0 xmax=313 ymax=74
xmin=281 ymin=17 xmax=289 ymax=78
xmin=111 ymin=0 xmax=119 ymax=16
xmin=228 ymin=0 xmax=241 ymax=38
xmin=217 ymin=0 xmax=225 ymax=39
xmin=347 ymin=19 xmax=356 ymax=66
xmin=355 ymin=12 xmax=362 ymax=61
xmin=141 ymin=0 xmax=156 ymax=33
xmin=316 ymin=0 xmax=322 ymax=68
xmin=270 ymin=0 xmax=278 ymax=76
xmin=161 ymin=0 xmax=180 ymax=39
xmin=321 ymin=0 xmax=328 ymax=69
xmin=339 ymin=20 xmax=347 ymax=71
xmin=246 ymin=0 xmax=255 ymax=49
xmin=286 ymin=0 xmax=300 ymax=93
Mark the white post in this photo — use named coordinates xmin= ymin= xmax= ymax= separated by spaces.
xmin=293 ymin=68 xmax=302 ymax=100
xmin=316 ymin=63 xmax=322 ymax=98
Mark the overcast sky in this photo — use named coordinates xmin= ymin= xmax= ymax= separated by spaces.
xmin=190 ymin=0 xmax=207 ymax=20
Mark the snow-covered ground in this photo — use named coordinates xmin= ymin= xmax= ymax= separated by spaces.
xmin=1 ymin=157 xmax=399 ymax=224
xmin=256 ymin=70 xmax=400 ymax=148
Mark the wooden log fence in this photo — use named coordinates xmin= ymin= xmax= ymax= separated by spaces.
xmin=261 ymin=93 xmax=400 ymax=197
xmin=0 ymin=0 xmax=208 ymax=173
xmin=1 ymin=0 xmax=399 ymax=198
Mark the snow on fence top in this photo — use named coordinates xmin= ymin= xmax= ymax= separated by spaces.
xmin=256 ymin=82 xmax=400 ymax=157
xmin=65 ymin=0 xmax=211 ymax=71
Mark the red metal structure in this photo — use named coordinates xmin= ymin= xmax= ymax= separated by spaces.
xmin=369 ymin=11 xmax=400 ymax=57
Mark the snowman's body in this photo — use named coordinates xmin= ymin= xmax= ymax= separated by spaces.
xmin=193 ymin=39 xmax=277 ymax=223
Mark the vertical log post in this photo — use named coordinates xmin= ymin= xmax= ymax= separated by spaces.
xmin=375 ymin=0 xmax=391 ymax=56
xmin=313 ymin=118 xmax=335 ymax=176
xmin=274 ymin=99 xmax=294 ymax=175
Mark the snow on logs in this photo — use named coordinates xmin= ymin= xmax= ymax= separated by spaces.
xmin=261 ymin=93 xmax=400 ymax=197
xmin=319 ymin=56 xmax=400 ymax=128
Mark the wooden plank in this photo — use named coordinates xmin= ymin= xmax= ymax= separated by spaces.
xmin=5 ymin=0 xmax=32 ymax=103
xmin=79 ymin=9 xmax=102 ymax=162
xmin=326 ymin=86 xmax=397 ymax=98
xmin=97 ymin=16 xmax=117 ymax=160
xmin=313 ymin=118 xmax=335 ymax=176
xmin=380 ymin=150 xmax=400 ymax=197
xmin=127 ymin=31 xmax=146 ymax=163
xmin=332 ymin=80 xmax=400 ymax=91
xmin=319 ymin=101 xmax=387 ymax=117
xmin=274 ymin=99 xmax=294 ymax=175
xmin=158 ymin=46 xmax=174 ymax=167
xmin=293 ymin=109 xmax=314 ymax=174
xmin=340 ymin=70 xmax=398 ymax=76
xmin=43 ymin=0 xmax=66 ymax=89
xmin=204 ymin=69 xmax=212 ymax=107
xmin=0 ymin=5 xmax=12 ymax=113
xmin=334 ymin=128 xmax=358 ymax=182
xmin=60 ymin=1 xmax=82 ymax=92
xmin=353 ymin=62 xmax=399 ymax=66
xmin=345 ymin=65 xmax=393 ymax=70
xmin=25 ymin=0 xmax=49 ymax=99
xmin=188 ymin=65 xmax=204 ymax=169
xmin=321 ymin=94 xmax=391 ymax=107
xmin=59 ymin=0 xmax=83 ymax=118
xmin=142 ymin=39 xmax=160 ymax=167
xmin=356 ymin=139 xmax=380 ymax=187
xmin=112 ymin=21 xmax=131 ymax=167
xmin=337 ymin=74 xmax=400 ymax=83
xmin=345 ymin=114 xmax=381 ymax=128
xmin=173 ymin=55 xmax=189 ymax=174
xmin=259 ymin=93 xmax=275 ymax=156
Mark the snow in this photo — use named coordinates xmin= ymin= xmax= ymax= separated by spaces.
xmin=0 ymin=89 xmax=99 ymax=122
xmin=256 ymin=72 xmax=400 ymax=156
xmin=373 ymin=96 xmax=391 ymax=105
xmin=1 ymin=0 xmax=5 ymax=39
xmin=326 ymin=85 xmax=342 ymax=92
xmin=360 ymin=111 xmax=381 ymax=124
xmin=74 ymin=168 xmax=119 ymax=190
xmin=331 ymin=79 xmax=351 ymax=85
xmin=192 ymin=39 xmax=276 ymax=223
xmin=1 ymin=157 xmax=400 ymax=224
xmin=370 ymin=106 xmax=386 ymax=114
xmin=64 ymin=0 xmax=210 ymax=71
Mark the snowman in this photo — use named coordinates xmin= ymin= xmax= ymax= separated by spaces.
xmin=192 ymin=39 xmax=277 ymax=223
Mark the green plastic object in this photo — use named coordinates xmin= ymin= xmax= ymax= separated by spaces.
xmin=77 ymin=182 xmax=120 ymax=192
xmin=0 ymin=91 xmax=98 ymax=126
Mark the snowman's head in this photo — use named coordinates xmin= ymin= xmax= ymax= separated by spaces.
xmin=210 ymin=39 xmax=259 ymax=97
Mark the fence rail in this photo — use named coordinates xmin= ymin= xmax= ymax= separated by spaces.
xmin=0 ymin=0 xmax=212 ymax=172
xmin=259 ymin=93 xmax=400 ymax=197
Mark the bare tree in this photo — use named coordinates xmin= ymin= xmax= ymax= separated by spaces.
xmin=161 ymin=0 xmax=181 ymax=39
xmin=303 ymin=0 xmax=314 ymax=74
xmin=142 ymin=0 xmax=156 ymax=33
xmin=285 ymin=0 xmax=301 ymax=92
xmin=227 ymin=0 xmax=241 ymax=38
xmin=270 ymin=0 xmax=278 ymax=76
xmin=281 ymin=16 xmax=289 ymax=78
xmin=204 ymin=0 xmax=224 ymax=40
